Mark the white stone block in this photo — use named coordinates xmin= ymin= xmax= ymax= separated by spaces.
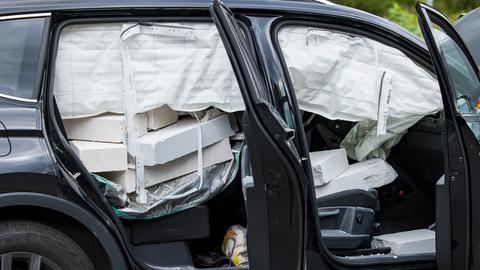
xmin=63 ymin=114 xmax=126 ymax=143
xmin=70 ymin=140 xmax=127 ymax=172
xmin=146 ymin=105 xmax=178 ymax=131
xmin=102 ymin=138 xmax=233 ymax=193
xmin=310 ymin=149 xmax=349 ymax=186
xmin=133 ymin=113 xmax=148 ymax=137
xmin=371 ymin=229 xmax=435 ymax=256
xmin=63 ymin=113 xmax=149 ymax=142
xmin=138 ymin=114 xmax=234 ymax=166
xmin=314 ymin=158 xmax=398 ymax=199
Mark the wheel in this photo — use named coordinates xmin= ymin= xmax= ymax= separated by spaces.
xmin=0 ymin=220 xmax=94 ymax=270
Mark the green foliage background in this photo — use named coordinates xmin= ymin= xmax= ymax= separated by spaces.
xmin=331 ymin=0 xmax=480 ymax=36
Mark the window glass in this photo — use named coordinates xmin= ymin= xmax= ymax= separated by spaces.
xmin=0 ymin=18 xmax=45 ymax=99
xmin=430 ymin=24 xmax=480 ymax=139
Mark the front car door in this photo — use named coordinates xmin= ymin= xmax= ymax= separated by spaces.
xmin=417 ymin=3 xmax=480 ymax=270
xmin=211 ymin=1 xmax=309 ymax=269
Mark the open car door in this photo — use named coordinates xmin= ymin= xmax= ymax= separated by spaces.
xmin=417 ymin=3 xmax=480 ymax=270
xmin=210 ymin=1 xmax=307 ymax=269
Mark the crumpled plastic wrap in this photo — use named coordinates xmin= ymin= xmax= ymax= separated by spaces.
xmin=94 ymin=143 xmax=241 ymax=219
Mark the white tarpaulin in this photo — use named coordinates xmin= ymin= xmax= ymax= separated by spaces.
xmin=54 ymin=23 xmax=245 ymax=119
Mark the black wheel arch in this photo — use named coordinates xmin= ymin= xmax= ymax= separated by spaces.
xmin=0 ymin=192 xmax=129 ymax=270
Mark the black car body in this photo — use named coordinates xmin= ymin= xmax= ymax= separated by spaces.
xmin=0 ymin=0 xmax=478 ymax=269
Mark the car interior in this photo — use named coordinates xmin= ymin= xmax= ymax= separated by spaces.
xmin=48 ymin=19 xmax=443 ymax=268
xmin=303 ymin=111 xmax=442 ymax=257
xmin=278 ymin=25 xmax=442 ymax=259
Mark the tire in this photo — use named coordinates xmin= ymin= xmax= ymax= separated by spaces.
xmin=0 ymin=220 xmax=94 ymax=270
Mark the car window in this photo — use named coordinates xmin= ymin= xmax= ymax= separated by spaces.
xmin=430 ymin=24 xmax=480 ymax=139
xmin=0 ymin=18 xmax=45 ymax=100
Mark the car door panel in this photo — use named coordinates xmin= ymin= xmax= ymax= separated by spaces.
xmin=417 ymin=3 xmax=480 ymax=269
xmin=211 ymin=1 xmax=307 ymax=269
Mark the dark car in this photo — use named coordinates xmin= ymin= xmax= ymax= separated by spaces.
xmin=0 ymin=0 xmax=478 ymax=269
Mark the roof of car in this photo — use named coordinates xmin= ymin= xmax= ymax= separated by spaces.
xmin=1 ymin=0 xmax=424 ymax=48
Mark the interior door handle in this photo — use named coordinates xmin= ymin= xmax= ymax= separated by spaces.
xmin=318 ymin=209 xmax=340 ymax=218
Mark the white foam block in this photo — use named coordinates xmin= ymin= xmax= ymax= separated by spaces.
xmin=138 ymin=114 xmax=234 ymax=166
xmin=146 ymin=105 xmax=178 ymax=131
xmin=103 ymin=138 xmax=233 ymax=193
xmin=63 ymin=114 xmax=126 ymax=143
xmin=310 ymin=149 xmax=348 ymax=186
xmin=371 ymin=229 xmax=435 ymax=256
xmin=70 ymin=140 xmax=127 ymax=172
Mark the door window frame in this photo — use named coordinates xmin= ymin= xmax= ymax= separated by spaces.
xmin=270 ymin=18 xmax=442 ymax=268
xmin=0 ymin=13 xmax=50 ymax=103
xmin=416 ymin=3 xmax=480 ymax=269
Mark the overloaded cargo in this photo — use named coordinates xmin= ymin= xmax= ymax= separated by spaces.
xmin=137 ymin=114 xmax=234 ymax=166
xmin=94 ymin=142 xmax=241 ymax=219
xmin=53 ymin=21 xmax=439 ymax=263
xmin=64 ymin=106 xmax=240 ymax=218
xmin=54 ymin=22 xmax=247 ymax=218
xmin=99 ymin=138 xmax=234 ymax=193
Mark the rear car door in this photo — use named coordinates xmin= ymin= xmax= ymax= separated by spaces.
xmin=417 ymin=3 xmax=480 ymax=270
xmin=0 ymin=14 xmax=55 ymax=183
xmin=211 ymin=1 xmax=308 ymax=269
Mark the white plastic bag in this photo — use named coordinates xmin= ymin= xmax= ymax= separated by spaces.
xmin=222 ymin=225 xmax=248 ymax=267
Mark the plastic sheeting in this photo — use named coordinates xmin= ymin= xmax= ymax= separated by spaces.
xmin=94 ymin=143 xmax=241 ymax=219
xmin=54 ymin=23 xmax=244 ymax=119
xmin=278 ymin=26 xmax=443 ymax=160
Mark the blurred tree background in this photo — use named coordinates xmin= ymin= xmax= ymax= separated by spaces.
xmin=331 ymin=0 xmax=480 ymax=36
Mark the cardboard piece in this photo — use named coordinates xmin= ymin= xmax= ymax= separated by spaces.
xmin=138 ymin=114 xmax=235 ymax=166
xmin=102 ymin=138 xmax=233 ymax=193
xmin=146 ymin=105 xmax=179 ymax=131
xmin=371 ymin=229 xmax=435 ymax=255
xmin=63 ymin=114 xmax=126 ymax=143
xmin=70 ymin=140 xmax=127 ymax=172
xmin=310 ymin=149 xmax=349 ymax=186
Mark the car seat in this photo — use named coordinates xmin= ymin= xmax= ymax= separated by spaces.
xmin=313 ymin=156 xmax=397 ymax=250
